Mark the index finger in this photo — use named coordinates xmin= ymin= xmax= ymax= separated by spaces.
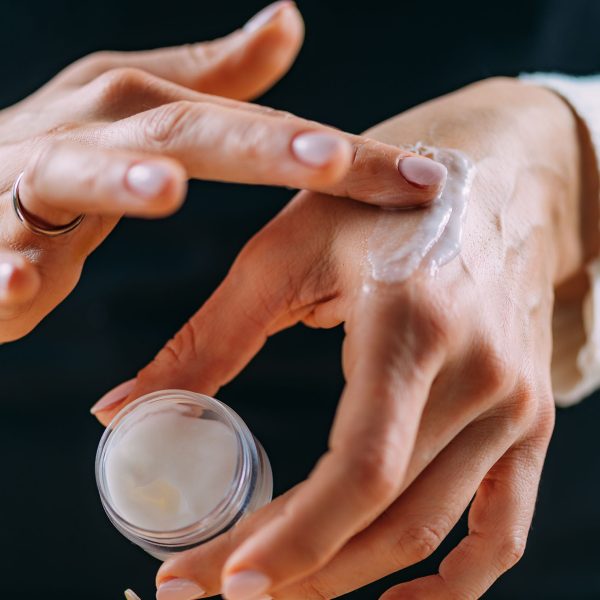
xmin=192 ymin=284 xmax=444 ymax=599
xmin=98 ymin=100 xmax=447 ymax=207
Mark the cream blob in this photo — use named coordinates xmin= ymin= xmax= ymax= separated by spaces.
xmin=368 ymin=144 xmax=474 ymax=282
xmin=104 ymin=404 xmax=238 ymax=532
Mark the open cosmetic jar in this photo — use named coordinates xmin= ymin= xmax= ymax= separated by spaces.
xmin=96 ymin=390 xmax=273 ymax=560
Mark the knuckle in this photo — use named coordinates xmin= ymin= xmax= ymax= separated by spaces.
xmin=535 ymin=396 xmax=556 ymax=439
xmin=395 ymin=521 xmax=449 ymax=563
xmin=88 ymin=67 xmax=148 ymax=107
xmin=345 ymin=445 xmax=400 ymax=506
xmin=500 ymin=381 xmax=540 ymax=433
xmin=143 ymin=320 xmax=201 ymax=375
xmin=275 ymin=509 xmax=331 ymax=572
xmin=367 ymin=279 xmax=453 ymax=350
xmin=141 ymin=100 xmax=196 ymax=149
xmin=495 ymin=533 xmax=527 ymax=572
xmin=165 ymin=321 xmax=200 ymax=365
xmin=471 ymin=340 xmax=518 ymax=398
xmin=403 ymin=284 xmax=455 ymax=350
xmin=229 ymin=118 xmax=271 ymax=163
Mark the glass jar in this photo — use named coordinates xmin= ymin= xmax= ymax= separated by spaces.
xmin=96 ymin=390 xmax=272 ymax=561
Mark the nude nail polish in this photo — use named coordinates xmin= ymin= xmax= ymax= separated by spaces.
xmin=222 ymin=571 xmax=271 ymax=600
xmin=125 ymin=590 xmax=142 ymax=600
xmin=127 ymin=163 xmax=171 ymax=198
xmin=292 ymin=132 xmax=349 ymax=168
xmin=399 ymin=156 xmax=447 ymax=188
xmin=90 ymin=378 xmax=136 ymax=415
xmin=244 ymin=1 xmax=293 ymax=33
xmin=156 ymin=579 xmax=205 ymax=600
xmin=0 ymin=262 xmax=15 ymax=295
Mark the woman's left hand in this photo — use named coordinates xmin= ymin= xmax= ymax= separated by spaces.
xmin=1 ymin=1 xmax=448 ymax=342
xmin=95 ymin=78 xmax=592 ymax=599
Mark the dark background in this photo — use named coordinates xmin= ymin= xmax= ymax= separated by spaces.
xmin=1 ymin=0 xmax=600 ymax=598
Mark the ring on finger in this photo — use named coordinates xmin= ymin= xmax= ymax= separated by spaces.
xmin=12 ymin=172 xmax=85 ymax=237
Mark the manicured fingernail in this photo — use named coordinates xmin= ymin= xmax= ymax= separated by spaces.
xmin=125 ymin=590 xmax=141 ymax=600
xmin=292 ymin=132 xmax=349 ymax=168
xmin=156 ymin=579 xmax=205 ymax=600
xmin=222 ymin=571 xmax=271 ymax=600
xmin=0 ymin=262 xmax=15 ymax=295
xmin=399 ymin=156 xmax=447 ymax=188
xmin=91 ymin=378 xmax=136 ymax=415
xmin=244 ymin=1 xmax=293 ymax=33
xmin=126 ymin=163 xmax=171 ymax=198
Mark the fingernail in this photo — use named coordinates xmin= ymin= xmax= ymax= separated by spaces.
xmin=292 ymin=132 xmax=349 ymax=168
xmin=0 ymin=262 xmax=15 ymax=296
xmin=156 ymin=579 xmax=205 ymax=600
xmin=125 ymin=590 xmax=142 ymax=600
xmin=398 ymin=156 xmax=447 ymax=188
xmin=91 ymin=378 xmax=136 ymax=415
xmin=222 ymin=571 xmax=271 ymax=600
xmin=244 ymin=1 xmax=293 ymax=33
xmin=126 ymin=163 xmax=171 ymax=198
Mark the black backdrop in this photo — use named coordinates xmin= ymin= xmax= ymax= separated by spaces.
xmin=1 ymin=1 xmax=600 ymax=598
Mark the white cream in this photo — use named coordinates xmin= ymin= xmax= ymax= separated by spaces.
xmin=104 ymin=404 xmax=238 ymax=532
xmin=368 ymin=144 xmax=474 ymax=282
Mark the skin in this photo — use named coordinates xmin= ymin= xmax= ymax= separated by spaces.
xmin=97 ymin=78 xmax=597 ymax=598
xmin=0 ymin=1 xmax=444 ymax=343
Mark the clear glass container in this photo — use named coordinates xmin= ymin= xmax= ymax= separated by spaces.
xmin=96 ymin=390 xmax=272 ymax=560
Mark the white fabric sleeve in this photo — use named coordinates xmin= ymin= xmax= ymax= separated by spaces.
xmin=520 ymin=73 xmax=600 ymax=406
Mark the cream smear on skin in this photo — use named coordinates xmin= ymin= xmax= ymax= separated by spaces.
xmin=368 ymin=144 xmax=475 ymax=282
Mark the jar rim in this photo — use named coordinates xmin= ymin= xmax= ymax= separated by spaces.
xmin=95 ymin=389 xmax=258 ymax=548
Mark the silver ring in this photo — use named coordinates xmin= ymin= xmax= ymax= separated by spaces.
xmin=12 ymin=172 xmax=85 ymax=237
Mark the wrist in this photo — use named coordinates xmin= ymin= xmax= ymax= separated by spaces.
xmin=482 ymin=79 xmax=587 ymax=290
xmin=529 ymin=84 xmax=598 ymax=292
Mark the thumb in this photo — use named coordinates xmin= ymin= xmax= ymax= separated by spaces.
xmin=62 ymin=1 xmax=304 ymax=101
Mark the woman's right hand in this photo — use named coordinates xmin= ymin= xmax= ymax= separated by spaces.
xmin=0 ymin=0 xmax=447 ymax=343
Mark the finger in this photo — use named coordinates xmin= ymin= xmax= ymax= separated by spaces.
xmin=91 ymin=192 xmax=336 ymax=423
xmin=155 ymin=489 xmax=297 ymax=598
xmin=63 ymin=1 xmax=303 ymax=101
xmin=209 ymin=285 xmax=445 ymax=599
xmin=79 ymin=68 xmax=295 ymax=122
xmin=0 ymin=251 xmax=41 ymax=329
xmin=19 ymin=141 xmax=187 ymax=227
xmin=150 ymin=364 xmax=524 ymax=598
xmin=98 ymin=101 xmax=447 ymax=205
xmin=381 ymin=432 xmax=550 ymax=600
xmin=151 ymin=408 xmax=515 ymax=599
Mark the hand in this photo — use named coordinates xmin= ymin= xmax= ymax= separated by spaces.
xmin=0 ymin=1 xmax=446 ymax=343
xmin=96 ymin=77 xmax=589 ymax=599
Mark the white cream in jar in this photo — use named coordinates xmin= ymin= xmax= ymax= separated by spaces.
xmin=96 ymin=390 xmax=272 ymax=560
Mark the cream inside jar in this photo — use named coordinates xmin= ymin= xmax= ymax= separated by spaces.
xmin=96 ymin=390 xmax=273 ymax=560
